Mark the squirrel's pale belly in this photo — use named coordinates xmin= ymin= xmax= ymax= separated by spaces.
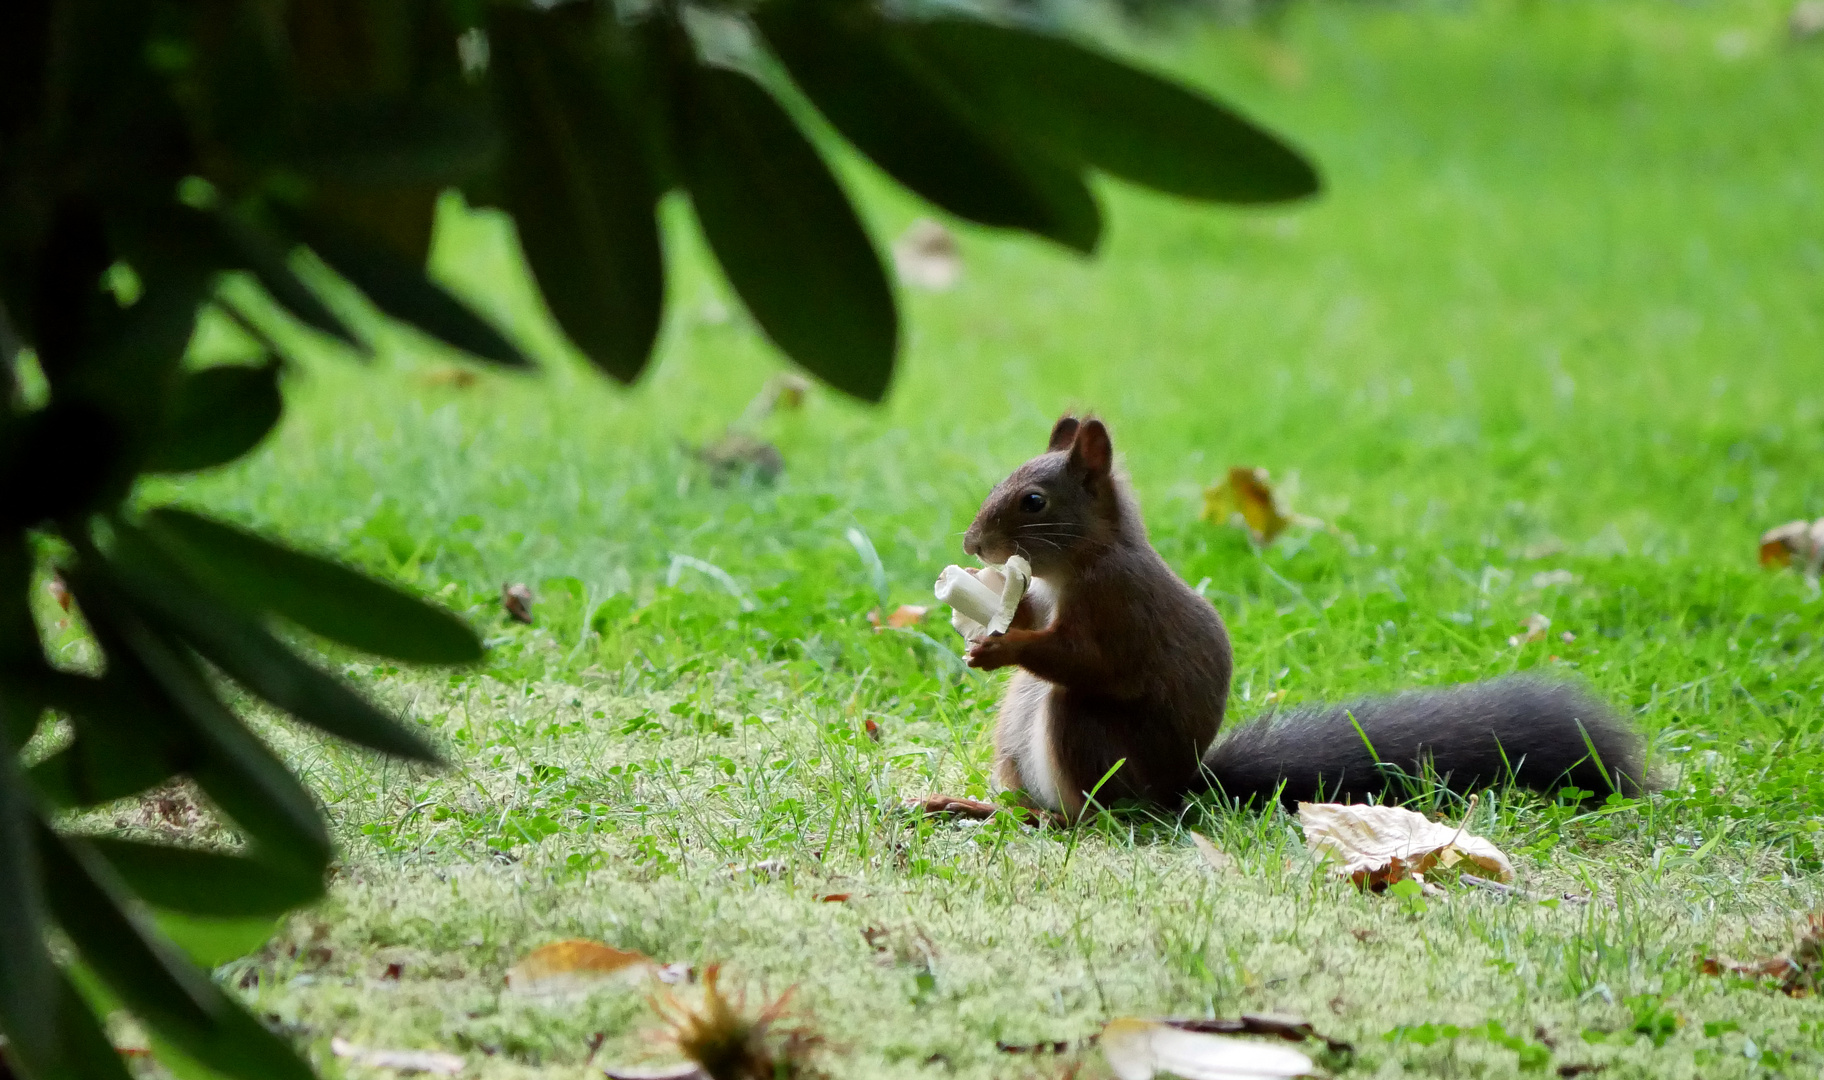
xmin=998 ymin=673 xmax=1064 ymax=812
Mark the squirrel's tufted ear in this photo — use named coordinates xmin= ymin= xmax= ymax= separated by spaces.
xmin=1047 ymin=415 xmax=1080 ymax=452
xmin=1069 ymin=419 xmax=1112 ymax=479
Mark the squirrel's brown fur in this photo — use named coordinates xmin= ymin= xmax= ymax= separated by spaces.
xmin=960 ymin=415 xmax=1644 ymax=818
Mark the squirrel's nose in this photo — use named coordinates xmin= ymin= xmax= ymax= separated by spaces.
xmin=962 ymin=528 xmax=982 ymax=558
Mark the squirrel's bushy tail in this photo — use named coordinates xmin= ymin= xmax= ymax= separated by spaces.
xmin=1201 ymin=677 xmax=1644 ymax=810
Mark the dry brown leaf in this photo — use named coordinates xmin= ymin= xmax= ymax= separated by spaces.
xmin=330 ymin=1038 xmax=464 ymax=1075
xmin=1760 ymin=519 xmax=1824 ymax=571
xmin=1190 ymin=833 xmax=1235 ymax=873
xmin=1509 ymin=612 xmax=1551 ymax=647
xmin=866 ymin=605 xmax=929 ymax=632
xmin=501 ymin=583 xmax=533 ymax=625
xmin=1701 ymin=912 xmax=1824 ymax=996
xmin=892 ymin=218 xmax=961 ymax=291
xmin=1701 ymin=954 xmax=1800 ymax=979
xmin=1100 ymin=1018 xmax=1313 ymax=1080
xmin=505 ymin=940 xmax=657 ymax=999
xmin=1297 ymin=801 xmax=1514 ymax=888
xmin=420 ymin=368 xmax=479 ymax=390
xmin=1200 ymin=468 xmax=1319 ymax=545
xmin=886 ymin=604 xmax=927 ymax=628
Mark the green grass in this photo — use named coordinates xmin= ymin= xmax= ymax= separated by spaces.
xmin=71 ymin=0 xmax=1824 ymax=1075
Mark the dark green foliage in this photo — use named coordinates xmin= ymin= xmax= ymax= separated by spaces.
xmin=755 ymin=0 xmax=1102 ymax=253
xmin=287 ymin=213 xmax=531 ymax=368
xmin=0 ymin=0 xmax=1312 ymax=1076
xmin=146 ymin=360 xmax=284 ymax=473
xmin=677 ymin=64 xmax=899 ymax=401
xmin=86 ymin=839 xmax=324 ymax=918
xmin=904 ymin=19 xmax=1320 ymax=203
xmin=145 ymin=508 xmax=481 ymax=665
xmin=490 ymin=3 xmax=665 ymax=382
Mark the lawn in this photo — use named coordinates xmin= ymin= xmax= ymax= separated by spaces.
xmin=79 ymin=0 xmax=1824 ymax=1075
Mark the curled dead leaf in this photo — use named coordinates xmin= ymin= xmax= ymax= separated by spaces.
xmin=1190 ymin=833 xmax=1235 ymax=873
xmin=1701 ymin=912 xmax=1824 ymax=996
xmin=1509 ymin=613 xmax=1551 ymax=647
xmin=330 ymin=1038 xmax=464 ymax=1076
xmin=1760 ymin=519 xmax=1824 ymax=572
xmin=867 ymin=604 xmax=929 ymax=632
xmin=1101 ymin=1018 xmax=1313 ymax=1080
xmin=505 ymin=940 xmax=658 ymax=999
xmin=1298 ymin=801 xmax=1514 ymax=889
xmin=892 ymin=218 xmax=962 ymax=292
xmin=502 ymin=583 xmax=533 ymax=624
xmin=887 ymin=604 xmax=927 ymax=628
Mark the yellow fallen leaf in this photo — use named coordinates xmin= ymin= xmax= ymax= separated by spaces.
xmin=1297 ymin=801 xmax=1513 ymax=888
xmin=1101 ymin=1018 xmax=1313 ymax=1080
xmin=1201 ymin=467 xmax=1308 ymax=544
xmin=505 ymin=940 xmax=656 ymax=999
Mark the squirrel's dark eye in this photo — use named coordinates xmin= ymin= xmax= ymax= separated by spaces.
xmin=1019 ymin=492 xmax=1047 ymax=513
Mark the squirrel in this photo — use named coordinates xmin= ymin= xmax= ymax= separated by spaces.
xmin=944 ymin=415 xmax=1644 ymax=821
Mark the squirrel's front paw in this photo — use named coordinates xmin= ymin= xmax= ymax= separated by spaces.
xmin=966 ymin=634 xmax=1020 ymax=670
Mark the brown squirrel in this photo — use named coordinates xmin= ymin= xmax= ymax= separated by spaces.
xmin=947 ymin=415 xmax=1644 ymax=820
